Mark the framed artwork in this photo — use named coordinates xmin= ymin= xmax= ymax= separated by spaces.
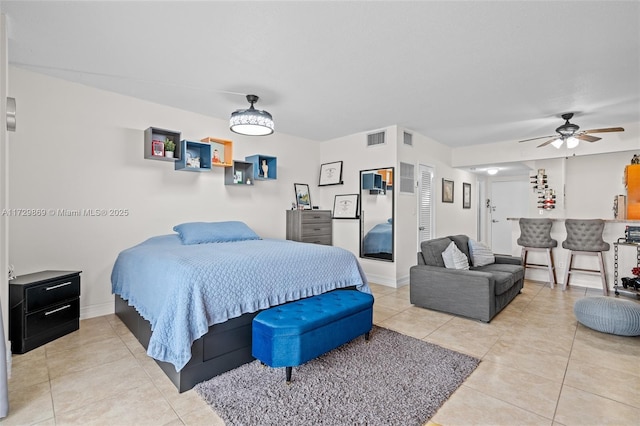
xmin=442 ymin=179 xmax=454 ymax=203
xmin=152 ymin=140 xmax=164 ymax=157
xmin=294 ymin=183 xmax=312 ymax=209
xmin=333 ymin=194 xmax=359 ymax=219
xmin=318 ymin=161 xmax=343 ymax=186
xmin=463 ymin=182 xmax=471 ymax=209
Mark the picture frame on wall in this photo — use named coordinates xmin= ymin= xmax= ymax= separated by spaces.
xmin=151 ymin=140 xmax=165 ymax=157
xmin=463 ymin=182 xmax=471 ymax=209
xmin=294 ymin=183 xmax=312 ymax=209
xmin=442 ymin=179 xmax=454 ymax=203
xmin=318 ymin=161 xmax=343 ymax=186
xmin=333 ymin=194 xmax=359 ymax=219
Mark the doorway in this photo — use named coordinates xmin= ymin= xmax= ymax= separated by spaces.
xmin=490 ymin=180 xmax=529 ymax=255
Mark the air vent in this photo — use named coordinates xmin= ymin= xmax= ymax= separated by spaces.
xmin=400 ymin=162 xmax=415 ymax=194
xmin=403 ymin=131 xmax=413 ymax=146
xmin=367 ymin=131 xmax=386 ymax=147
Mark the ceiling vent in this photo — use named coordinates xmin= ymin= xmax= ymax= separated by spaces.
xmin=367 ymin=131 xmax=386 ymax=147
xmin=403 ymin=131 xmax=413 ymax=146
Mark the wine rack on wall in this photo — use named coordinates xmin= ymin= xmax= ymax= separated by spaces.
xmin=531 ymin=169 xmax=556 ymax=210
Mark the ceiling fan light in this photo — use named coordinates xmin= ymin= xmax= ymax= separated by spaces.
xmin=229 ymin=95 xmax=274 ymax=136
xmin=551 ymin=138 xmax=564 ymax=149
xmin=566 ymin=136 xmax=579 ymax=149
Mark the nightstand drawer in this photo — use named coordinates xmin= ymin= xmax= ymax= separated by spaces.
xmin=25 ymin=298 xmax=80 ymax=338
xmin=25 ymin=275 xmax=81 ymax=312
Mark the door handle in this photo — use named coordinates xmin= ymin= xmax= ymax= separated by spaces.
xmin=492 ymin=219 xmax=499 ymax=223
xmin=418 ymin=226 xmax=425 ymax=230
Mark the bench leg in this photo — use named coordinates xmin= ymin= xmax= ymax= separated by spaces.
xmin=285 ymin=367 xmax=292 ymax=383
xmin=365 ymin=331 xmax=370 ymax=341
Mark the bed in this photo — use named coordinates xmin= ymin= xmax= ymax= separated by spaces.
xmin=363 ymin=219 xmax=393 ymax=259
xmin=111 ymin=221 xmax=369 ymax=392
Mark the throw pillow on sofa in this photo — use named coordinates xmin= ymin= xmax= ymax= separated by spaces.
xmin=442 ymin=241 xmax=470 ymax=270
xmin=468 ymin=239 xmax=495 ymax=267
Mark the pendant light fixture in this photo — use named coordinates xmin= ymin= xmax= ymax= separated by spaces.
xmin=229 ymin=94 xmax=274 ymax=136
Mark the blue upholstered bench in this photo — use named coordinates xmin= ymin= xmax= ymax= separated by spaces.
xmin=252 ymin=289 xmax=374 ymax=382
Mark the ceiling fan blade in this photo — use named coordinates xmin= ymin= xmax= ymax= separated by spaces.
xmin=582 ymin=127 xmax=624 ymax=134
xmin=576 ymin=134 xmax=601 ymax=143
xmin=537 ymin=138 xmax=558 ymax=148
xmin=519 ymin=135 xmax=556 ymax=143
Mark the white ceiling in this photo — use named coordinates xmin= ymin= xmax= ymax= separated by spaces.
xmin=1 ymin=1 xmax=639 ymax=153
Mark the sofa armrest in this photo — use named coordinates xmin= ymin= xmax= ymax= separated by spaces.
xmin=409 ymin=265 xmax=496 ymax=322
xmin=494 ymin=254 xmax=522 ymax=266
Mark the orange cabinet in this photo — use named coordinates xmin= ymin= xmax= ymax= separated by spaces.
xmin=625 ymin=164 xmax=640 ymax=219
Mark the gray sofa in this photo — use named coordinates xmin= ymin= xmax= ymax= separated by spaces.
xmin=409 ymin=235 xmax=524 ymax=322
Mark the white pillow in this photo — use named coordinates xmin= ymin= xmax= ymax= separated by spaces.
xmin=442 ymin=241 xmax=470 ymax=270
xmin=468 ymin=239 xmax=495 ymax=267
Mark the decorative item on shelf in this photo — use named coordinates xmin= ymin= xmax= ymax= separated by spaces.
xmin=319 ymin=161 xmax=344 ymax=186
xmin=621 ymin=267 xmax=640 ymax=291
xmin=164 ymin=139 xmax=176 ymax=158
xmin=631 ymin=154 xmax=639 ymax=165
xmin=614 ymin=195 xmax=627 ymax=219
xmin=333 ymin=194 xmax=359 ymax=219
xmin=213 ymin=149 xmax=221 ymax=164
xmin=294 ymin=183 xmax=312 ymax=210
xmin=625 ymin=226 xmax=640 ymax=243
xmin=152 ymin=140 xmax=165 ymax=157
xmin=261 ymin=159 xmax=269 ymax=178
xmin=230 ymin=94 xmax=274 ymax=136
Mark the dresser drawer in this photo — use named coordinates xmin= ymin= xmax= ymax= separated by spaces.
xmin=25 ymin=298 xmax=80 ymax=338
xmin=25 ymin=275 xmax=81 ymax=313
xmin=300 ymin=235 xmax=332 ymax=245
xmin=300 ymin=211 xmax=331 ymax=224
xmin=301 ymin=222 xmax=332 ymax=237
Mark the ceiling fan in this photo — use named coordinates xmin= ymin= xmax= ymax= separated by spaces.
xmin=518 ymin=113 xmax=624 ymax=148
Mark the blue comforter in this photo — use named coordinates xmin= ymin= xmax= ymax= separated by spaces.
xmin=111 ymin=235 xmax=369 ymax=371
xmin=363 ymin=222 xmax=393 ymax=254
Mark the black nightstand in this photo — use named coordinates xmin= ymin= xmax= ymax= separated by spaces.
xmin=9 ymin=270 xmax=82 ymax=354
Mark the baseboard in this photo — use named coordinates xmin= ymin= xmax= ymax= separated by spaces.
xmin=80 ymin=301 xmax=113 ymax=320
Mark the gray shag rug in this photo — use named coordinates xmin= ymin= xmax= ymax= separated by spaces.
xmin=195 ymin=326 xmax=480 ymax=425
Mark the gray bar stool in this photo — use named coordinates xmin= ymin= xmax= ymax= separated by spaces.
xmin=517 ymin=218 xmax=557 ymax=287
xmin=562 ymin=219 xmax=610 ymax=295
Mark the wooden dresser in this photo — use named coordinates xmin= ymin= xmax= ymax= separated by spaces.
xmin=286 ymin=210 xmax=332 ymax=245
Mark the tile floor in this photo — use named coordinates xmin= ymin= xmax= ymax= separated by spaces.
xmin=4 ymin=280 xmax=640 ymax=425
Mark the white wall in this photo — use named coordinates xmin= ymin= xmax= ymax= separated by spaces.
xmin=320 ymin=125 xmax=479 ymax=287
xmin=8 ymin=67 xmax=321 ymax=318
xmin=318 ymin=126 xmax=398 ymax=286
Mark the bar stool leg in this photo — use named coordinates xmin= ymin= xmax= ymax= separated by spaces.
xmin=563 ymin=252 xmax=574 ymax=291
xmin=597 ymin=252 xmax=608 ymax=295
xmin=545 ymin=248 xmax=556 ymax=288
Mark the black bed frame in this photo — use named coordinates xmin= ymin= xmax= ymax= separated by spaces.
xmin=115 ymin=294 xmax=258 ymax=393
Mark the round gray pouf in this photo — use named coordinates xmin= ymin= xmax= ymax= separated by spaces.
xmin=574 ymin=297 xmax=640 ymax=336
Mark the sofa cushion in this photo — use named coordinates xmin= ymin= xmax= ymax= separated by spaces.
xmin=487 ymin=271 xmax=515 ymax=295
xmin=468 ymin=239 xmax=495 ymax=267
xmin=477 ymin=263 xmax=525 ymax=285
xmin=448 ymin=235 xmax=471 ymax=261
xmin=420 ymin=237 xmax=453 ymax=267
xmin=442 ymin=241 xmax=470 ymax=270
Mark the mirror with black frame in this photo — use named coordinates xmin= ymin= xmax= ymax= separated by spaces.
xmin=359 ymin=167 xmax=394 ymax=261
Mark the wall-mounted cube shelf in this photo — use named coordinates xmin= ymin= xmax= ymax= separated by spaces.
xmin=225 ymin=161 xmax=254 ymax=185
xmin=362 ymin=172 xmax=385 ymax=194
xmin=175 ymin=140 xmax=212 ymax=172
xmin=144 ymin=127 xmax=181 ymax=161
xmin=200 ymin=137 xmax=233 ymax=167
xmin=245 ymin=155 xmax=277 ymax=180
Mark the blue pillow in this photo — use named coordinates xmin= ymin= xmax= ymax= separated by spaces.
xmin=173 ymin=221 xmax=261 ymax=245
